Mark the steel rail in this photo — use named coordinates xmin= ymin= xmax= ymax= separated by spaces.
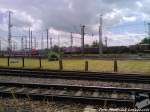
xmin=0 ymin=81 xmax=137 ymax=107
xmin=0 ymin=67 xmax=149 ymax=83
xmin=0 ymin=81 xmax=149 ymax=93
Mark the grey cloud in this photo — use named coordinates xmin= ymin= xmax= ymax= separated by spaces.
xmin=0 ymin=0 xmax=149 ymax=47
xmin=0 ymin=0 xmax=111 ymax=32
xmin=0 ymin=0 xmax=145 ymax=33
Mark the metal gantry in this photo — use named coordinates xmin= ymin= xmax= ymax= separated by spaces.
xmin=99 ymin=14 xmax=103 ymax=56
xmin=8 ymin=11 xmax=13 ymax=52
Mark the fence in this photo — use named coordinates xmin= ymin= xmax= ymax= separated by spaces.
xmin=0 ymin=56 xmax=119 ymax=72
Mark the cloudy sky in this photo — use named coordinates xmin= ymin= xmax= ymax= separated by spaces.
xmin=0 ymin=0 xmax=150 ymax=50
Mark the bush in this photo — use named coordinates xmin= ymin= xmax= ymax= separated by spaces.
xmin=47 ymin=51 xmax=60 ymax=61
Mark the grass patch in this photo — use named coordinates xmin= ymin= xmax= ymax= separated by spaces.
xmin=118 ymin=60 xmax=150 ymax=74
xmin=0 ymin=58 xmax=7 ymax=67
xmin=0 ymin=57 xmax=150 ymax=74
xmin=42 ymin=59 xmax=59 ymax=70
xmin=24 ymin=58 xmax=39 ymax=68
xmin=88 ymin=60 xmax=113 ymax=72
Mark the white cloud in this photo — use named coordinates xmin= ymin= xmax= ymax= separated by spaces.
xmin=0 ymin=0 xmax=149 ymax=49
xmin=136 ymin=1 xmax=143 ymax=8
xmin=106 ymin=31 xmax=146 ymax=46
xmin=123 ymin=16 xmax=137 ymax=22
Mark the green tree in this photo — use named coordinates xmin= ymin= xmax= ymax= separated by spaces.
xmin=47 ymin=51 xmax=60 ymax=61
xmin=85 ymin=44 xmax=90 ymax=48
xmin=92 ymin=41 xmax=98 ymax=47
xmin=140 ymin=37 xmax=150 ymax=44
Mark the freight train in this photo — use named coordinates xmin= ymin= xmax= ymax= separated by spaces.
xmin=0 ymin=49 xmax=38 ymax=57
xmin=0 ymin=44 xmax=149 ymax=57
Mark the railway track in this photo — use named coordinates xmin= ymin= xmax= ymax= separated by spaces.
xmin=0 ymin=67 xmax=149 ymax=83
xmin=0 ymin=81 xmax=149 ymax=108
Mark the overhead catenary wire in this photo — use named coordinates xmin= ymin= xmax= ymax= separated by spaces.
xmin=1 ymin=9 xmax=149 ymax=51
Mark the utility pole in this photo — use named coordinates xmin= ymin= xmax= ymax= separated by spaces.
xmin=46 ymin=29 xmax=49 ymax=49
xmin=28 ymin=28 xmax=31 ymax=50
xmin=25 ymin=36 xmax=27 ymax=50
xmin=34 ymin=37 xmax=36 ymax=49
xmin=70 ymin=32 xmax=73 ymax=52
xmin=8 ymin=11 xmax=13 ymax=52
xmin=13 ymin=42 xmax=17 ymax=51
xmin=36 ymin=40 xmax=38 ymax=50
xmin=105 ymin=36 xmax=108 ymax=47
xmin=41 ymin=32 xmax=44 ymax=49
xmin=21 ymin=36 xmax=24 ymax=50
xmin=81 ymin=25 xmax=85 ymax=56
xmin=58 ymin=35 xmax=60 ymax=53
xmin=50 ymin=37 xmax=52 ymax=49
xmin=0 ymin=40 xmax=1 ymax=52
xmin=31 ymin=30 xmax=33 ymax=50
xmin=13 ymin=42 xmax=15 ymax=51
xmin=24 ymin=36 xmax=27 ymax=55
xmin=99 ymin=14 xmax=103 ymax=55
xmin=148 ymin=23 xmax=150 ymax=37
xmin=148 ymin=23 xmax=150 ymax=48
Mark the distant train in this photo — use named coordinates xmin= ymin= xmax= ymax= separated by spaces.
xmin=0 ymin=49 xmax=38 ymax=57
xmin=0 ymin=44 xmax=149 ymax=57
xmin=63 ymin=44 xmax=150 ymax=54
xmin=12 ymin=49 xmax=38 ymax=56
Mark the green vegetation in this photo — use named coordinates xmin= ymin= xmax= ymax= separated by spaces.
xmin=0 ymin=58 xmax=150 ymax=74
xmin=140 ymin=37 xmax=150 ymax=44
xmin=48 ymin=51 xmax=60 ymax=61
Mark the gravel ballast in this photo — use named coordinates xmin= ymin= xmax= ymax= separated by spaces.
xmin=0 ymin=76 xmax=149 ymax=89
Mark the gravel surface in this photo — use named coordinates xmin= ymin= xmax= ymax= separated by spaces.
xmin=0 ymin=98 xmax=85 ymax=112
xmin=0 ymin=76 xmax=149 ymax=89
xmin=0 ymin=98 xmax=133 ymax=112
xmin=0 ymin=76 xmax=146 ymax=111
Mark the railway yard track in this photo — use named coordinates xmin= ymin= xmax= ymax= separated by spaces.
xmin=0 ymin=67 xmax=150 ymax=83
xmin=0 ymin=81 xmax=146 ymax=107
xmin=0 ymin=67 xmax=149 ymax=110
